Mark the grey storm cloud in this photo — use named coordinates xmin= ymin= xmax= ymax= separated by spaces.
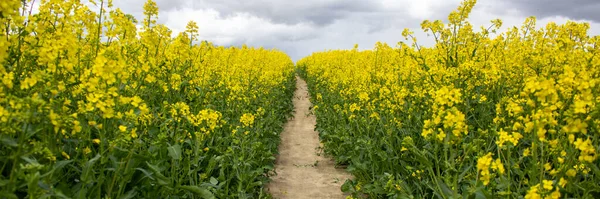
xmin=115 ymin=0 xmax=455 ymax=33
xmin=179 ymin=0 xmax=381 ymax=26
xmin=154 ymin=0 xmax=187 ymax=11
xmin=498 ymin=0 xmax=600 ymax=22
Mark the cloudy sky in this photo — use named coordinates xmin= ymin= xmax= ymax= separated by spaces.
xmin=104 ymin=0 xmax=600 ymax=61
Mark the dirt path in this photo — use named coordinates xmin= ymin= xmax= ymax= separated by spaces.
xmin=267 ymin=77 xmax=352 ymax=199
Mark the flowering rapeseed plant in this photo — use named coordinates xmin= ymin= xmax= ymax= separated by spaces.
xmin=0 ymin=0 xmax=295 ymax=198
xmin=298 ymin=0 xmax=600 ymax=197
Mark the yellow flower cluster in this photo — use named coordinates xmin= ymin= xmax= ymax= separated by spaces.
xmin=299 ymin=0 xmax=599 ymax=197
xmin=1 ymin=0 xmax=294 ymax=198
xmin=240 ymin=113 xmax=255 ymax=127
xmin=421 ymin=86 xmax=469 ymax=142
xmin=476 ymin=153 xmax=504 ymax=185
xmin=496 ymin=129 xmax=523 ymax=148
xmin=524 ymin=180 xmax=562 ymax=199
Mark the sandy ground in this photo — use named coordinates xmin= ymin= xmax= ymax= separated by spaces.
xmin=266 ymin=77 xmax=352 ymax=199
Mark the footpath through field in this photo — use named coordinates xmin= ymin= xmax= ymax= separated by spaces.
xmin=266 ymin=77 xmax=351 ymax=199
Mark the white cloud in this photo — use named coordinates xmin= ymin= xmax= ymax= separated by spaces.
xmin=160 ymin=8 xmax=317 ymax=48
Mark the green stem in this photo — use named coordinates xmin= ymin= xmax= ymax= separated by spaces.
xmin=95 ymin=0 xmax=104 ymax=57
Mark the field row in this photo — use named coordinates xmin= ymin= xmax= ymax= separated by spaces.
xmin=1 ymin=1 xmax=294 ymax=198
xmin=299 ymin=0 xmax=600 ymax=198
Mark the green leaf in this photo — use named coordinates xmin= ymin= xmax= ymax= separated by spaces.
xmin=118 ymin=189 xmax=138 ymax=199
xmin=0 ymin=179 xmax=8 ymax=186
xmin=458 ymin=164 xmax=472 ymax=183
xmin=177 ymin=185 xmax=215 ymax=199
xmin=135 ymin=168 xmax=155 ymax=180
xmin=21 ymin=156 xmax=40 ymax=165
xmin=588 ymin=163 xmax=600 ymax=181
xmin=23 ymin=124 xmax=43 ymax=139
xmin=0 ymin=137 xmax=17 ymax=147
xmin=409 ymin=149 xmax=432 ymax=167
xmin=42 ymin=160 xmax=73 ymax=178
xmin=149 ymin=127 xmax=160 ymax=136
xmin=54 ymin=160 xmax=73 ymax=170
xmin=27 ymin=172 xmax=41 ymax=196
xmin=209 ymin=177 xmax=218 ymax=185
xmin=0 ymin=192 xmax=18 ymax=199
xmin=341 ymin=180 xmax=354 ymax=193
xmin=436 ymin=179 xmax=455 ymax=197
xmin=168 ymin=144 xmax=182 ymax=160
xmin=50 ymin=190 xmax=71 ymax=199
xmin=76 ymin=186 xmax=88 ymax=199
xmin=474 ymin=187 xmax=491 ymax=199
xmin=81 ymin=154 xmax=101 ymax=184
xmin=145 ymin=162 xmax=170 ymax=186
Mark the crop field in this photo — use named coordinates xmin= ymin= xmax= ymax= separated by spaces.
xmin=1 ymin=0 xmax=294 ymax=198
xmin=298 ymin=1 xmax=600 ymax=198
xmin=1 ymin=0 xmax=599 ymax=199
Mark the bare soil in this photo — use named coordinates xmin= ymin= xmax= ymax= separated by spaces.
xmin=266 ymin=77 xmax=352 ymax=199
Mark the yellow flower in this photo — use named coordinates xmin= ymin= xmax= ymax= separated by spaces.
xmin=568 ymin=134 xmax=575 ymax=143
xmin=523 ymin=148 xmax=531 ymax=157
xmin=240 ymin=113 xmax=255 ymax=127
xmin=131 ymin=129 xmax=138 ymax=138
xmin=436 ymin=130 xmax=446 ymax=141
xmin=421 ymin=128 xmax=433 ymax=138
xmin=355 ymin=182 xmax=361 ymax=191
xmin=544 ymin=163 xmax=552 ymax=171
xmin=93 ymin=139 xmax=101 ymax=145
xmin=559 ymin=178 xmax=567 ymax=188
xmin=524 ymin=184 xmax=541 ymax=199
xmin=476 ymin=153 xmax=493 ymax=185
xmin=83 ymin=147 xmax=92 ymax=155
xmin=349 ymin=103 xmax=361 ymax=112
xmin=61 ymin=151 xmax=70 ymax=160
xmin=358 ymin=92 xmax=370 ymax=102
xmin=542 ymin=180 xmax=553 ymax=191
xmin=72 ymin=120 xmax=82 ymax=134
xmin=491 ymin=158 xmax=505 ymax=174
xmin=548 ymin=189 xmax=561 ymax=199
xmin=20 ymin=75 xmax=39 ymax=90
xmin=2 ymin=72 xmax=14 ymax=89
xmin=119 ymin=125 xmax=127 ymax=132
